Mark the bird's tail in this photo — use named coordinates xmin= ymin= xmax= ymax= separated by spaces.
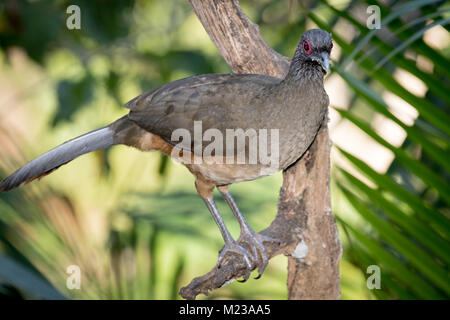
xmin=0 ymin=116 xmax=134 ymax=192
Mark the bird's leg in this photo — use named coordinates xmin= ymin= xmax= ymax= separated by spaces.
xmin=196 ymin=179 xmax=254 ymax=281
xmin=218 ymin=186 xmax=278 ymax=278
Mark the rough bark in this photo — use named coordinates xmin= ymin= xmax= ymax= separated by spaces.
xmin=180 ymin=0 xmax=342 ymax=300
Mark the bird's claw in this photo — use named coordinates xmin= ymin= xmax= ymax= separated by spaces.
xmin=217 ymin=233 xmax=280 ymax=282
xmin=238 ymin=231 xmax=280 ymax=279
xmin=218 ymin=240 xmax=254 ymax=282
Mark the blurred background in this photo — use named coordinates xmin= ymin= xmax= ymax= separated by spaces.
xmin=0 ymin=0 xmax=448 ymax=299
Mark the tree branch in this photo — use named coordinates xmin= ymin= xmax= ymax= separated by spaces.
xmin=189 ymin=0 xmax=290 ymax=77
xmin=180 ymin=0 xmax=341 ymax=300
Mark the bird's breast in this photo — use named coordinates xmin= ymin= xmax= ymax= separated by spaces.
xmin=275 ymin=85 xmax=329 ymax=169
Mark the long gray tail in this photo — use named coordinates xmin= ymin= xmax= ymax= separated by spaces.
xmin=0 ymin=116 xmax=132 ymax=192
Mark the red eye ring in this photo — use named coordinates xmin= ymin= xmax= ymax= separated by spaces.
xmin=303 ymin=40 xmax=312 ymax=54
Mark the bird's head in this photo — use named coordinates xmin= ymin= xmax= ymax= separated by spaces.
xmin=290 ymin=29 xmax=333 ymax=77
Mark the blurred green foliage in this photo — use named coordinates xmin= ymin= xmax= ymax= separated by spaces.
xmin=0 ymin=0 xmax=448 ymax=299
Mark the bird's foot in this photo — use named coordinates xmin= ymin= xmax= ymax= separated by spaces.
xmin=238 ymin=230 xmax=279 ymax=279
xmin=218 ymin=240 xmax=254 ymax=282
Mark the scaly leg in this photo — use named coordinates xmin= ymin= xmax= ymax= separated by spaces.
xmin=196 ymin=178 xmax=254 ymax=281
xmin=218 ymin=186 xmax=278 ymax=278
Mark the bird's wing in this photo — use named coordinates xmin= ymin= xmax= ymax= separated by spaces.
xmin=123 ymin=73 xmax=280 ymax=149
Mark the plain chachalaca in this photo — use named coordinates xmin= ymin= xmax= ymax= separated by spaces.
xmin=0 ymin=29 xmax=332 ymax=280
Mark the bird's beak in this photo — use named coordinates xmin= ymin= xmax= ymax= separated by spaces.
xmin=311 ymin=52 xmax=330 ymax=74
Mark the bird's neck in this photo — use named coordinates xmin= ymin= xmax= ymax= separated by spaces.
xmin=283 ymin=60 xmax=324 ymax=85
xmin=272 ymin=61 xmax=327 ymax=111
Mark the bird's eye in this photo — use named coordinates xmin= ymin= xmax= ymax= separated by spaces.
xmin=303 ymin=40 xmax=312 ymax=54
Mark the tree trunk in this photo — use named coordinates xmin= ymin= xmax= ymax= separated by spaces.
xmin=180 ymin=0 xmax=342 ymax=300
